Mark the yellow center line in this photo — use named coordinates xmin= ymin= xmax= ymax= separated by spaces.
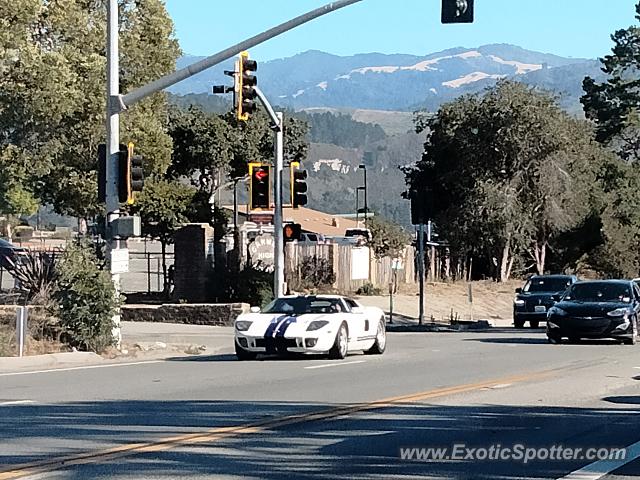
xmin=0 ymin=368 xmax=554 ymax=479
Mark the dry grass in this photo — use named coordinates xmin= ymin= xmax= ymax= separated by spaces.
xmin=365 ymin=280 xmax=521 ymax=323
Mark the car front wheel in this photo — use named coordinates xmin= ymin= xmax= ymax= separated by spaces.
xmin=514 ymin=314 xmax=525 ymax=329
xmin=366 ymin=318 xmax=386 ymax=355
xmin=624 ymin=318 xmax=638 ymax=345
xmin=547 ymin=334 xmax=562 ymax=344
xmin=235 ymin=342 xmax=257 ymax=360
xmin=329 ymin=323 xmax=348 ymax=359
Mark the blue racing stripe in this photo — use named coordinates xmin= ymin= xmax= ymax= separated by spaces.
xmin=264 ymin=315 xmax=289 ymax=339
xmin=275 ymin=316 xmax=297 ymax=338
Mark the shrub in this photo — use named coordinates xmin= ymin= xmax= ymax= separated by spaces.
xmin=292 ymin=256 xmax=336 ymax=291
xmin=355 ymin=282 xmax=382 ymax=296
xmin=5 ymin=250 xmax=58 ymax=304
xmin=234 ymin=266 xmax=274 ymax=308
xmin=51 ymin=242 xmax=119 ymax=352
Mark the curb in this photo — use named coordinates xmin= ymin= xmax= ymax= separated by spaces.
xmin=386 ymin=320 xmax=493 ymax=333
xmin=0 ymin=351 xmax=102 ymax=373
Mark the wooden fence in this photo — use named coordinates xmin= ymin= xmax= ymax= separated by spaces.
xmin=284 ymin=243 xmax=416 ymax=293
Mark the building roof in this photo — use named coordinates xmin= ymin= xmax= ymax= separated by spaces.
xmin=223 ymin=205 xmax=360 ymax=237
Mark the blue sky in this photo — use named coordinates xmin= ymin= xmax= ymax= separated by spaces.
xmin=163 ymin=0 xmax=638 ymax=61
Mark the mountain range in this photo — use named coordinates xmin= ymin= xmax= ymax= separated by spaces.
xmin=170 ymin=44 xmax=604 ymax=114
xmin=174 ymin=44 xmax=607 ymax=227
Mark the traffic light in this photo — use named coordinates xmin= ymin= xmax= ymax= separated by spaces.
xmin=410 ymin=188 xmax=428 ymax=225
xmin=441 ymin=0 xmax=474 ymax=23
xmin=283 ymin=223 xmax=302 ymax=243
xmin=118 ymin=142 xmax=145 ymax=204
xmin=291 ymin=162 xmax=308 ymax=208
xmin=236 ymin=51 xmax=258 ymax=121
xmin=249 ymin=163 xmax=270 ymax=210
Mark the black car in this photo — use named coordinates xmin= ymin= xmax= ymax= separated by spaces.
xmin=546 ymin=280 xmax=640 ymax=345
xmin=513 ymin=275 xmax=577 ymax=328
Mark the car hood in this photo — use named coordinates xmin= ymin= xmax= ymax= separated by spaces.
xmin=236 ymin=312 xmax=334 ymax=329
xmin=553 ymin=301 xmax=632 ymax=317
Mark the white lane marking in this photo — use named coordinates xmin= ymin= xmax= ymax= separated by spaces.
xmin=305 ymin=360 xmax=366 ymax=370
xmin=0 ymin=360 xmax=165 ymax=377
xmin=559 ymin=438 xmax=640 ymax=480
xmin=0 ymin=400 xmax=35 ymax=406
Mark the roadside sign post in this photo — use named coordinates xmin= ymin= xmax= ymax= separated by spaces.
xmin=16 ymin=306 xmax=28 ymax=357
xmin=418 ymin=224 xmax=425 ymax=325
xmin=389 ymin=281 xmax=394 ymax=324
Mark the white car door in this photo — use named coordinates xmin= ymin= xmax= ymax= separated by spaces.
xmin=343 ymin=298 xmax=370 ymax=345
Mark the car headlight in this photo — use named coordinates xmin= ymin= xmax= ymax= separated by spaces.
xmin=607 ymin=308 xmax=630 ymax=318
xmin=235 ymin=320 xmax=253 ymax=331
xmin=514 ymin=298 xmax=525 ymax=306
xmin=307 ymin=320 xmax=329 ymax=331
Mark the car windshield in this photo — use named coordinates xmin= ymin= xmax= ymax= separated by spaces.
xmin=0 ymin=239 xmax=13 ymax=248
xmin=564 ymin=283 xmax=632 ymax=303
xmin=524 ymin=277 xmax=571 ymax=293
xmin=262 ymin=297 xmax=343 ymax=314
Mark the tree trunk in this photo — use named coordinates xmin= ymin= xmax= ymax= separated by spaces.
xmin=444 ymin=248 xmax=451 ymax=281
xmin=532 ymin=241 xmax=547 ymax=275
xmin=500 ymin=241 xmax=511 ymax=282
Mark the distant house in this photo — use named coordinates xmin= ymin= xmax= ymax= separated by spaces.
xmin=222 ymin=205 xmax=361 ymax=238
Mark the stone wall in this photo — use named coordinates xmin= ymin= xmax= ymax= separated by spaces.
xmin=122 ymin=303 xmax=249 ymax=327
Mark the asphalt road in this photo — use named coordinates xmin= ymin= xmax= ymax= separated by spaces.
xmin=2 ymin=329 xmax=640 ymax=479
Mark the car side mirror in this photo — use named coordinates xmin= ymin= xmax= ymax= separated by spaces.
xmin=250 ymin=306 xmax=261 ymax=313
xmin=515 ymin=288 xmax=522 ymax=294
xmin=551 ymin=294 xmax=561 ymax=302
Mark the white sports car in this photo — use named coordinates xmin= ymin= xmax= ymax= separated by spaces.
xmin=234 ymin=295 xmax=387 ymax=360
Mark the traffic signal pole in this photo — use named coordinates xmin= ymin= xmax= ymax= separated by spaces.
xmin=106 ymin=0 xmax=122 ymax=346
xmin=274 ymin=112 xmax=285 ymax=297
xmin=254 ymin=87 xmax=285 ymax=297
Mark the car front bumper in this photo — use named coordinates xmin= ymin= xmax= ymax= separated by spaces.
xmin=547 ymin=316 xmax=632 ymax=339
xmin=235 ymin=333 xmax=336 ymax=354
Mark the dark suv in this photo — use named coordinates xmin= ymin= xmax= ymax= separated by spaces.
xmin=513 ymin=275 xmax=578 ymax=328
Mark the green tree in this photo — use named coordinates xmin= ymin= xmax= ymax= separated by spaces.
xmin=0 ymin=0 xmax=180 ymax=222
xmin=406 ymin=81 xmax=605 ymax=281
xmin=367 ymin=216 xmax=411 ymax=260
xmin=581 ymin=2 xmax=640 ymax=163
xmin=167 ymin=105 xmax=233 ymax=194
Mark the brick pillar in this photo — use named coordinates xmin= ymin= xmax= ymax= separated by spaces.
xmin=173 ymin=224 xmax=214 ymax=303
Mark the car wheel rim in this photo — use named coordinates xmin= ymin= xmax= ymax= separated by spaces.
xmin=339 ymin=327 xmax=348 ymax=357
xmin=377 ymin=320 xmax=386 ymax=349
